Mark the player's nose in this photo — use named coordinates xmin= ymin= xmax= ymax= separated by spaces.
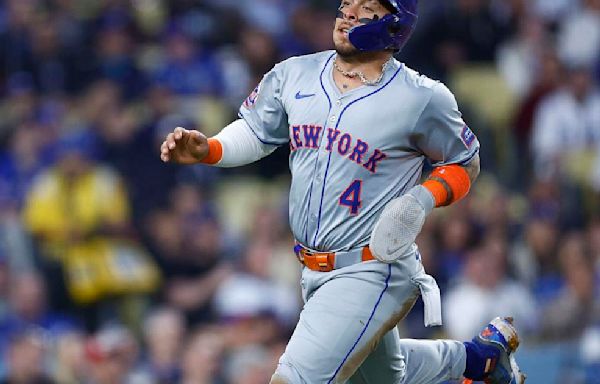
xmin=338 ymin=6 xmax=358 ymax=22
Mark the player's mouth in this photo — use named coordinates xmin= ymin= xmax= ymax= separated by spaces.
xmin=338 ymin=26 xmax=352 ymax=38
xmin=337 ymin=21 xmax=352 ymax=36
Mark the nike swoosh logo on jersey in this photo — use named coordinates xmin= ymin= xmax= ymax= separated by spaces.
xmin=295 ymin=91 xmax=316 ymax=99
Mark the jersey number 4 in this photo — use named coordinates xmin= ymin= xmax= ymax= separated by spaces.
xmin=339 ymin=180 xmax=362 ymax=215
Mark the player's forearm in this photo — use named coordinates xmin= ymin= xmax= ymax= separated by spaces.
xmin=420 ymin=153 xmax=480 ymax=209
xmin=208 ymin=119 xmax=278 ymax=167
xmin=463 ymin=154 xmax=480 ymax=184
xmin=396 ymin=154 xmax=480 ymax=218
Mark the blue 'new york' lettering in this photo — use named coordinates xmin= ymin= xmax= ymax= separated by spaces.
xmin=337 ymin=134 xmax=352 ymax=156
xmin=303 ymin=125 xmax=322 ymax=148
xmin=291 ymin=125 xmax=303 ymax=149
xmin=289 ymin=124 xmax=387 ymax=174
xmin=326 ymin=128 xmax=341 ymax=151
xmin=349 ymin=140 xmax=369 ymax=164
xmin=363 ymin=150 xmax=387 ymax=173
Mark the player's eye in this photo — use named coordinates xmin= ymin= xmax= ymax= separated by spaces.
xmin=362 ymin=6 xmax=375 ymax=13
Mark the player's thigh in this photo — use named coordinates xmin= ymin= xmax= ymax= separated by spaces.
xmin=275 ymin=265 xmax=419 ymax=384
xmin=347 ymin=327 xmax=405 ymax=384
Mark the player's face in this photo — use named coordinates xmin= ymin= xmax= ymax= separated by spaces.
xmin=334 ymin=0 xmax=390 ymax=57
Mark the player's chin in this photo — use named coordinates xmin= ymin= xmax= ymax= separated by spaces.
xmin=334 ymin=31 xmax=351 ymax=47
xmin=334 ymin=41 xmax=360 ymax=58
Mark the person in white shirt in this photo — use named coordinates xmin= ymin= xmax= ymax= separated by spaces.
xmin=531 ymin=65 xmax=600 ymax=181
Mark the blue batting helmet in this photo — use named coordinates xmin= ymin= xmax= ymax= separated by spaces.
xmin=348 ymin=0 xmax=418 ymax=52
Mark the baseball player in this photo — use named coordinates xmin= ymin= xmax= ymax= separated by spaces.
xmin=160 ymin=1 xmax=526 ymax=383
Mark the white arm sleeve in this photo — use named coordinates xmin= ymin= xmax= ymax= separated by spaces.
xmin=212 ymin=119 xmax=279 ymax=168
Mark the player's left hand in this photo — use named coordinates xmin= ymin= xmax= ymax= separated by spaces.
xmin=370 ymin=186 xmax=433 ymax=263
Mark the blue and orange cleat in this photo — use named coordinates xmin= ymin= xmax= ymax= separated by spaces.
xmin=463 ymin=317 xmax=526 ymax=384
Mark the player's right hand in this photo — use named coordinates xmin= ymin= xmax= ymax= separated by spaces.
xmin=160 ymin=127 xmax=209 ymax=164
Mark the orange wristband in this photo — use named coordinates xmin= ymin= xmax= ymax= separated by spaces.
xmin=422 ymin=179 xmax=448 ymax=206
xmin=200 ymin=138 xmax=223 ymax=165
xmin=423 ymin=165 xmax=471 ymax=207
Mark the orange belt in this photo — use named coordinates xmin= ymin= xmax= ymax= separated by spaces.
xmin=294 ymin=244 xmax=375 ymax=272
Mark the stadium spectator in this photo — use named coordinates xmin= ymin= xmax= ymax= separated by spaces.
xmin=148 ymin=185 xmax=231 ymax=325
xmin=51 ymin=330 xmax=87 ymax=384
xmin=213 ymin=240 xmax=299 ymax=330
xmin=224 ymin=345 xmax=273 ymax=384
xmin=153 ymin=27 xmax=223 ymax=96
xmin=497 ymin=15 xmax=549 ymax=100
xmin=511 ymin=48 xmax=562 ymax=178
xmin=0 ymin=328 xmax=54 ymax=384
xmin=0 ymin=122 xmax=48 ymax=211
xmin=28 ymin=17 xmax=70 ymax=95
xmin=558 ymin=0 xmax=600 ymax=69
xmin=0 ymin=271 xmax=77 ymax=359
xmin=85 ymin=325 xmax=148 ymax=384
xmin=512 ymin=214 xmax=562 ymax=301
xmin=530 ymin=65 xmax=600 ymax=182
xmin=538 ymin=233 xmax=598 ymax=341
xmin=94 ymin=22 xmax=146 ymax=101
xmin=410 ymin=0 xmax=511 ymax=79
xmin=140 ymin=307 xmax=186 ymax=383
xmin=22 ymin=130 xmax=158 ymax=331
xmin=180 ymin=328 xmax=226 ymax=384
xmin=433 ymin=210 xmax=476 ymax=289
xmin=0 ymin=0 xmax=37 ymax=89
xmin=443 ymin=236 xmax=537 ymax=341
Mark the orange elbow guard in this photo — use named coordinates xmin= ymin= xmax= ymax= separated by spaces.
xmin=422 ymin=165 xmax=471 ymax=207
xmin=200 ymin=138 xmax=223 ymax=165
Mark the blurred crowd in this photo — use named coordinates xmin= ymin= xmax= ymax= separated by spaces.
xmin=0 ymin=0 xmax=599 ymax=383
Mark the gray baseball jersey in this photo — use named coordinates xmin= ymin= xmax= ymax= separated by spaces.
xmin=238 ymin=50 xmax=479 ymax=384
xmin=239 ymin=50 xmax=479 ymax=253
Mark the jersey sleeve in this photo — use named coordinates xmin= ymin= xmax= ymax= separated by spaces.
xmin=238 ymin=63 xmax=289 ymax=146
xmin=412 ymin=83 xmax=479 ymax=166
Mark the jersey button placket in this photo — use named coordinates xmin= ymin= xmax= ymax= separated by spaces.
xmin=315 ymin=168 xmax=322 ymax=181
xmin=309 ymin=94 xmax=343 ymax=243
